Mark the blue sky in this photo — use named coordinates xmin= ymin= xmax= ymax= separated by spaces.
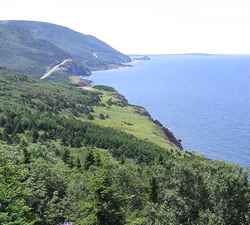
xmin=1 ymin=0 xmax=250 ymax=54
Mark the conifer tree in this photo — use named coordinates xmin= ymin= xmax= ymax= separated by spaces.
xmin=150 ymin=177 xmax=159 ymax=203
xmin=84 ymin=150 xmax=95 ymax=170
xmin=94 ymin=171 xmax=126 ymax=225
xmin=20 ymin=138 xmax=31 ymax=164
xmin=62 ymin=148 xmax=71 ymax=165
xmin=76 ymin=157 xmax=81 ymax=169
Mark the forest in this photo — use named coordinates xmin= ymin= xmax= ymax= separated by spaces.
xmin=0 ymin=69 xmax=249 ymax=225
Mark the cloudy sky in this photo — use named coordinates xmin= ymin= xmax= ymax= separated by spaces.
xmin=1 ymin=0 xmax=250 ymax=54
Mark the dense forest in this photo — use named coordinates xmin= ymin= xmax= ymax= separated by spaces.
xmin=0 ymin=69 xmax=249 ymax=225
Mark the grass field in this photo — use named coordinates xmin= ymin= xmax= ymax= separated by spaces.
xmin=87 ymin=88 xmax=179 ymax=150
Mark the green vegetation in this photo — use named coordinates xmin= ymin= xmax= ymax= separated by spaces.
xmin=0 ymin=23 xmax=76 ymax=76
xmin=0 ymin=20 xmax=130 ymax=77
xmin=0 ymin=70 xmax=249 ymax=225
xmin=90 ymin=86 xmax=177 ymax=149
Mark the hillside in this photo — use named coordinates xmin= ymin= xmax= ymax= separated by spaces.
xmin=0 ymin=20 xmax=131 ymax=78
xmin=0 ymin=69 xmax=249 ymax=225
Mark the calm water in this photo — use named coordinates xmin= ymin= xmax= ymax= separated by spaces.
xmin=90 ymin=55 xmax=250 ymax=166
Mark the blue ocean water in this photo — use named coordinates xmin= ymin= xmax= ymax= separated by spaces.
xmin=90 ymin=55 xmax=250 ymax=166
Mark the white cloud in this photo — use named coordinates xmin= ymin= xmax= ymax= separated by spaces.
xmin=1 ymin=0 xmax=250 ymax=54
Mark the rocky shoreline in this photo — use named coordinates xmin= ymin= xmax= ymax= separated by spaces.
xmin=91 ymin=63 xmax=133 ymax=73
xmin=105 ymin=88 xmax=183 ymax=149
xmin=153 ymin=119 xmax=183 ymax=149
xmin=74 ymin=63 xmax=183 ymax=150
xmin=131 ymin=103 xmax=183 ymax=149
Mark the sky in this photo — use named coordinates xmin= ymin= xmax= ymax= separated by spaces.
xmin=1 ymin=0 xmax=250 ymax=54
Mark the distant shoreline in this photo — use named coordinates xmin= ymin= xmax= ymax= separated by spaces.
xmin=130 ymin=53 xmax=250 ymax=57
xmin=88 ymin=54 xmax=250 ymax=166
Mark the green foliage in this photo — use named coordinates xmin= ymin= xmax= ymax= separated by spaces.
xmin=84 ymin=150 xmax=96 ymax=170
xmin=0 ymin=74 xmax=170 ymax=163
xmin=94 ymin=85 xmax=116 ymax=92
xmin=92 ymin=170 xmax=126 ymax=225
xmin=0 ymin=20 xmax=130 ymax=76
xmin=0 ymin=152 xmax=36 ymax=225
xmin=0 ymin=24 xmax=72 ymax=76
xmin=150 ymin=177 xmax=159 ymax=203
xmin=198 ymin=210 xmax=225 ymax=225
xmin=0 ymin=73 xmax=249 ymax=225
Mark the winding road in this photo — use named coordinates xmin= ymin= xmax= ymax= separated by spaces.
xmin=40 ymin=59 xmax=72 ymax=80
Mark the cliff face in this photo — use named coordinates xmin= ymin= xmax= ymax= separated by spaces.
xmin=153 ymin=120 xmax=183 ymax=150
xmin=134 ymin=106 xmax=183 ymax=149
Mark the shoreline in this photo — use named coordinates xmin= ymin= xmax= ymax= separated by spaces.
xmin=92 ymin=63 xmax=133 ymax=71
xmin=129 ymin=102 xmax=183 ymax=149
xmin=89 ymin=56 xmax=150 ymax=75
xmin=75 ymin=62 xmax=183 ymax=150
xmin=78 ymin=58 xmax=147 ymax=84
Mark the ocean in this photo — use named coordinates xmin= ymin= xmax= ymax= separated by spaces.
xmin=90 ymin=55 xmax=250 ymax=166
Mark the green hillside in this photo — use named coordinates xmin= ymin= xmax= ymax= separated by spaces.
xmin=88 ymin=85 xmax=180 ymax=149
xmin=0 ymin=24 xmax=74 ymax=76
xmin=5 ymin=20 xmax=131 ymax=69
xmin=0 ymin=69 xmax=249 ymax=225
xmin=0 ymin=20 xmax=131 ymax=77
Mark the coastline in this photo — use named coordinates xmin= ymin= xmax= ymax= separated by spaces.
xmin=88 ymin=55 xmax=150 ymax=75
xmin=91 ymin=62 xmax=133 ymax=73
xmin=74 ymin=62 xmax=183 ymax=150
xmin=130 ymin=102 xmax=183 ymax=149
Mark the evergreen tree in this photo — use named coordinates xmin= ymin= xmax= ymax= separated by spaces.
xmin=146 ymin=203 xmax=177 ymax=225
xmin=94 ymin=171 xmax=126 ymax=225
xmin=87 ymin=114 xmax=94 ymax=120
xmin=76 ymin=157 xmax=81 ymax=169
xmin=150 ymin=177 xmax=159 ymax=203
xmin=84 ymin=150 xmax=95 ymax=170
xmin=20 ymin=138 xmax=31 ymax=164
xmin=0 ymin=157 xmax=36 ymax=225
xmin=32 ymin=129 xmax=39 ymax=143
xmin=2 ymin=129 xmax=12 ymax=144
xmin=23 ymin=147 xmax=31 ymax=164
xmin=158 ymin=154 xmax=164 ymax=165
xmin=44 ymin=191 xmax=67 ymax=225
xmin=62 ymin=148 xmax=71 ymax=165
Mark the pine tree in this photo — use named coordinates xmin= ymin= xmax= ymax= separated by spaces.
xmin=20 ymin=137 xmax=31 ymax=164
xmin=84 ymin=150 xmax=95 ymax=170
xmin=44 ymin=191 xmax=66 ymax=225
xmin=0 ymin=158 xmax=36 ymax=225
xmin=76 ymin=157 xmax=81 ymax=169
xmin=23 ymin=147 xmax=31 ymax=164
xmin=2 ymin=129 xmax=12 ymax=144
xmin=62 ymin=148 xmax=71 ymax=165
xmin=32 ymin=129 xmax=39 ymax=143
xmin=158 ymin=154 xmax=164 ymax=165
xmin=150 ymin=177 xmax=159 ymax=203
xmin=94 ymin=172 xmax=126 ymax=225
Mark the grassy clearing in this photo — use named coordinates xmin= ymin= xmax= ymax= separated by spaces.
xmin=88 ymin=88 xmax=179 ymax=150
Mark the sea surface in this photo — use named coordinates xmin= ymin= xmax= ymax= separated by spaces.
xmin=90 ymin=55 xmax=250 ymax=167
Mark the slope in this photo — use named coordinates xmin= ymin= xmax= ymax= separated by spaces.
xmin=0 ymin=70 xmax=249 ymax=225
xmin=0 ymin=20 xmax=131 ymax=72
